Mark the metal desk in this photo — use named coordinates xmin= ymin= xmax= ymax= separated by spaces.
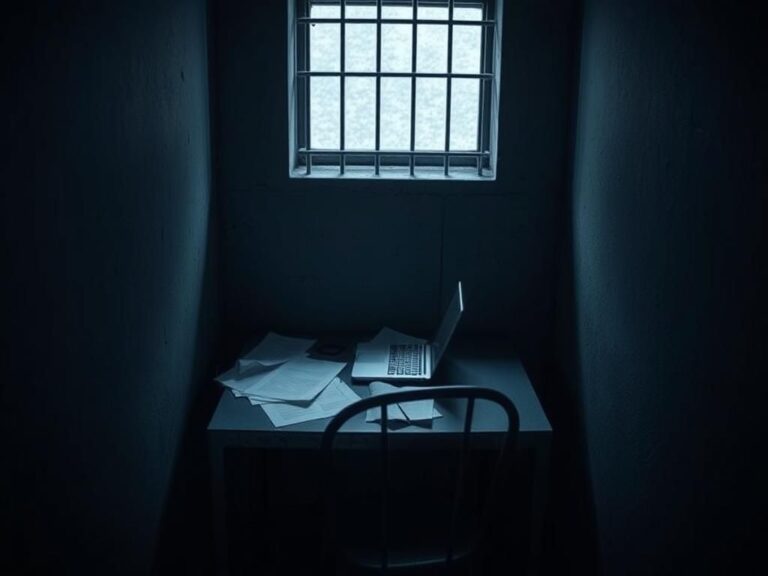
xmin=208 ymin=339 xmax=551 ymax=575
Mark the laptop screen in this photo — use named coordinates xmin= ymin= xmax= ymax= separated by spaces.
xmin=431 ymin=282 xmax=464 ymax=370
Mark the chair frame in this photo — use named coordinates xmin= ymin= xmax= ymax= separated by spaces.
xmin=321 ymin=385 xmax=520 ymax=574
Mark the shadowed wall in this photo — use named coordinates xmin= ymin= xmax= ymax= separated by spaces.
xmin=556 ymin=0 xmax=767 ymax=572
xmin=213 ymin=0 xmax=578 ymax=363
xmin=0 ymin=1 xmax=216 ymax=573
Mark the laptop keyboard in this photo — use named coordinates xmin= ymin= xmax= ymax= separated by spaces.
xmin=387 ymin=344 xmax=425 ymax=376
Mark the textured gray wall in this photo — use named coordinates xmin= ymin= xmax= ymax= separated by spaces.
xmin=213 ymin=0 xmax=578 ymax=359
xmin=0 ymin=1 xmax=215 ymax=573
xmin=564 ymin=1 xmax=766 ymax=572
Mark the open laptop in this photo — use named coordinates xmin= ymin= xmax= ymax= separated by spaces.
xmin=351 ymin=282 xmax=464 ymax=382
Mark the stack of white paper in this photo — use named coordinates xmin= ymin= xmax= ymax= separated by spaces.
xmin=261 ymin=377 xmax=361 ymax=427
xmin=244 ymin=355 xmax=347 ymax=402
xmin=215 ymin=332 xmax=358 ymax=427
xmin=365 ymin=381 xmax=442 ymax=423
xmin=237 ymin=332 xmax=316 ymax=376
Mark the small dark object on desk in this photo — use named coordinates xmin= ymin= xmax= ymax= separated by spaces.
xmin=313 ymin=342 xmax=347 ymax=357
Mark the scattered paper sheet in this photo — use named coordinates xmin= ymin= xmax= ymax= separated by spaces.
xmin=245 ymin=356 xmax=346 ymax=402
xmin=230 ymin=389 xmax=281 ymax=405
xmin=366 ymin=406 xmax=442 ymax=422
xmin=369 ymin=327 xmax=427 ymax=346
xmin=365 ymin=381 xmax=442 ymax=422
xmin=237 ymin=332 xmax=316 ymax=374
xmin=261 ymin=378 xmax=361 ymax=427
xmin=215 ymin=365 xmax=239 ymax=385
xmin=366 ymin=401 xmax=409 ymax=422
xmin=216 ymin=365 xmax=273 ymax=395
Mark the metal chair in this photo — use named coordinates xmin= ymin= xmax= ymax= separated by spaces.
xmin=320 ymin=386 xmax=520 ymax=575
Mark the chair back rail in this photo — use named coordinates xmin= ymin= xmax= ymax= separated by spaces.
xmin=321 ymin=385 xmax=520 ymax=574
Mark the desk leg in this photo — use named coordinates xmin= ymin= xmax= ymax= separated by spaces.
xmin=528 ymin=436 xmax=551 ymax=576
xmin=209 ymin=435 xmax=230 ymax=576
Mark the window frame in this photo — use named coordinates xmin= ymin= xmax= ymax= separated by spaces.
xmin=287 ymin=0 xmax=503 ymax=180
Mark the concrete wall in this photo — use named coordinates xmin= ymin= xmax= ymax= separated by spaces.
xmin=0 ymin=1 xmax=216 ymax=573
xmin=561 ymin=0 xmax=767 ymax=572
xmin=7 ymin=1 xmax=764 ymax=572
xmin=213 ymin=0 xmax=578 ymax=361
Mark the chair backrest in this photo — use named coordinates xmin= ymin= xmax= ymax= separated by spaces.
xmin=321 ymin=385 xmax=520 ymax=573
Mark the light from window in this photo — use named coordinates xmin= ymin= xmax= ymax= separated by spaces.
xmin=291 ymin=1 xmax=500 ymax=179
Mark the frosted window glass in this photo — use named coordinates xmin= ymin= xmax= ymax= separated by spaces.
xmin=310 ymin=5 xmax=339 ymax=18
xmin=310 ymin=77 xmax=340 ymax=149
xmin=452 ymin=25 xmax=481 ymax=74
xmin=381 ymin=6 xmax=413 ymax=19
xmin=310 ymin=23 xmax=340 ymax=71
xmin=416 ymin=25 xmax=447 ymax=73
xmin=345 ymin=24 xmax=376 ymax=71
xmin=301 ymin=2 xmax=491 ymax=170
xmin=380 ymin=77 xmax=412 ymax=150
xmin=381 ymin=24 xmax=412 ymax=72
xmin=450 ymin=79 xmax=479 ymax=150
xmin=417 ymin=6 xmax=448 ymax=20
xmin=345 ymin=77 xmax=376 ymax=149
xmin=346 ymin=6 xmax=376 ymax=18
xmin=454 ymin=7 xmax=482 ymax=21
xmin=415 ymin=78 xmax=446 ymax=150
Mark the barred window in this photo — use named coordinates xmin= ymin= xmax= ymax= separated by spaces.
xmin=288 ymin=1 xmax=502 ymax=179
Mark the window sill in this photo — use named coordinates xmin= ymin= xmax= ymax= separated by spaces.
xmin=289 ymin=165 xmax=495 ymax=181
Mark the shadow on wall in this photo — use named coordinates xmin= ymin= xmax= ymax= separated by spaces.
xmin=553 ymin=1 xmax=767 ymax=574
xmin=0 ymin=1 xmax=218 ymax=574
xmin=213 ymin=0 xmax=579 ymax=352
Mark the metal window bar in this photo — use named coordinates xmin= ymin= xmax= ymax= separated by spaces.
xmin=476 ymin=0 xmax=487 ymax=176
xmin=299 ymin=148 xmax=489 ymax=165
xmin=293 ymin=5 xmax=300 ymax=173
xmin=444 ymin=0 xmax=454 ymax=176
xmin=300 ymin=148 xmax=488 ymax=155
xmin=304 ymin=0 xmax=311 ymax=174
xmin=298 ymin=71 xmax=493 ymax=78
xmin=409 ymin=0 xmax=417 ymax=176
xmin=340 ymin=0 xmax=346 ymax=175
xmin=298 ymin=18 xmax=496 ymax=26
xmin=299 ymin=1 xmax=495 ymax=177
xmin=375 ymin=0 xmax=382 ymax=175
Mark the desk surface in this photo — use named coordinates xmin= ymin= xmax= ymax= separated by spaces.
xmin=208 ymin=339 xmax=552 ymax=575
xmin=208 ymin=340 xmax=551 ymax=447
